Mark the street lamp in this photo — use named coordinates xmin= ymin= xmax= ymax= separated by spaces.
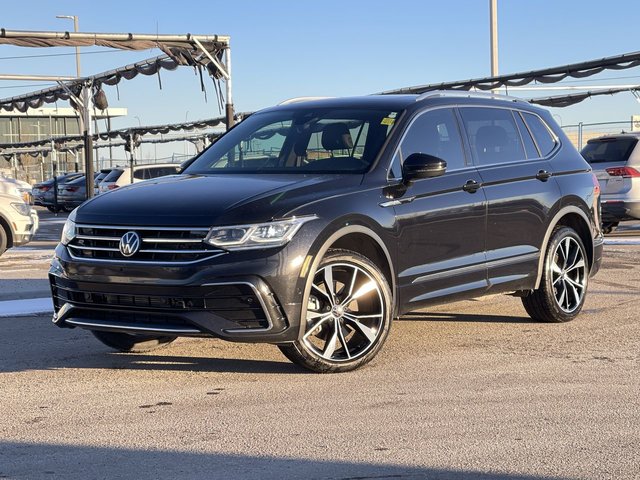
xmin=134 ymin=116 xmax=142 ymax=127
xmin=56 ymin=15 xmax=81 ymax=78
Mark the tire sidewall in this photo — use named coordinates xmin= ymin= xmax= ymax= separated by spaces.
xmin=294 ymin=249 xmax=393 ymax=372
xmin=542 ymin=227 xmax=589 ymax=322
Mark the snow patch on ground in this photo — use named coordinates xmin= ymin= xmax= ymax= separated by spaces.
xmin=0 ymin=297 xmax=53 ymax=317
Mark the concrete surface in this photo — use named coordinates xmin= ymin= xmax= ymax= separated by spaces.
xmin=0 ymin=209 xmax=638 ymax=480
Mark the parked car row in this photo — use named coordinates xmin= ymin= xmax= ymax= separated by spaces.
xmin=32 ymin=163 xmax=181 ymax=212
xmin=0 ymin=176 xmax=39 ymax=256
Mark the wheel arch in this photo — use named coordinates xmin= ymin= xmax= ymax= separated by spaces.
xmin=534 ymin=206 xmax=593 ymax=289
xmin=296 ymin=224 xmax=396 ymax=339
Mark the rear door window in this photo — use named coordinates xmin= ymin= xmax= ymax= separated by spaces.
xmin=459 ymin=107 xmax=525 ymax=165
xmin=581 ymin=137 xmax=638 ymax=164
xmin=522 ymin=113 xmax=557 ymax=157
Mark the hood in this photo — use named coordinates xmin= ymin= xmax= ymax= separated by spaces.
xmin=75 ymin=173 xmax=363 ymax=226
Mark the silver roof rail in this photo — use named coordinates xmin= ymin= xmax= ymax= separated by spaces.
xmin=416 ymin=89 xmax=528 ymax=104
xmin=278 ymin=96 xmax=334 ymax=105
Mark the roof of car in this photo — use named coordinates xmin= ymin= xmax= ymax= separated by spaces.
xmin=262 ymin=95 xmax=418 ymax=112
xmin=587 ymin=132 xmax=640 ymax=142
xmin=259 ymin=92 xmax=538 ymax=114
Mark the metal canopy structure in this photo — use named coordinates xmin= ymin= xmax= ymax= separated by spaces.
xmin=378 ymin=50 xmax=640 ymax=95
xmin=0 ymin=29 xmax=233 ymax=197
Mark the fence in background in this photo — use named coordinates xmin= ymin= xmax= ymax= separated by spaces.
xmin=561 ymin=120 xmax=636 ymax=150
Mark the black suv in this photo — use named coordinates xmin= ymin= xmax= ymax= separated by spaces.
xmin=50 ymin=93 xmax=603 ymax=372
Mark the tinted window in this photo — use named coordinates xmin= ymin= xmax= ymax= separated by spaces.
xmin=460 ymin=107 xmax=525 ymax=165
xmin=581 ymin=137 xmax=638 ymax=164
xmin=133 ymin=169 xmax=147 ymax=180
xmin=103 ymin=169 xmax=123 ymax=182
xmin=396 ymin=108 xmax=466 ymax=171
xmin=185 ymin=108 xmax=398 ymax=174
xmin=514 ymin=112 xmax=540 ymax=159
xmin=523 ymin=113 xmax=557 ymax=156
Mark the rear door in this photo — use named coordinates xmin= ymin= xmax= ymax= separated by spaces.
xmin=391 ymin=107 xmax=488 ymax=311
xmin=459 ymin=107 xmax=561 ymax=292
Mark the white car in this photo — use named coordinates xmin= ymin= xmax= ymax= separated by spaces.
xmin=97 ymin=164 xmax=181 ymax=193
xmin=581 ymin=133 xmax=640 ymax=233
xmin=0 ymin=178 xmax=39 ymax=256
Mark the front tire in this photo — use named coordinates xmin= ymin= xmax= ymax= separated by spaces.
xmin=522 ymin=226 xmax=589 ymax=323
xmin=92 ymin=331 xmax=177 ymax=353
xmin=279 ymin=249 xmax=393 ymax=373
xmin=0 ymin=225 xmax=8 ymax=256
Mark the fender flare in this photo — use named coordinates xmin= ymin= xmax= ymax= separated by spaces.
xmin=534 ymin=205 xmax=592 ymax=289
xmin=296 ymin=224 xmax=396 ymax=339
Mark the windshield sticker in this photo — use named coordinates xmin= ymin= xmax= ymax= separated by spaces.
xmin=381 ymin=117 xmax=395 ymax=126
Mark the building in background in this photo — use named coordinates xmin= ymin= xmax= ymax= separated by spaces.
xmin=0 ymin=107 xmax=127 ymax=183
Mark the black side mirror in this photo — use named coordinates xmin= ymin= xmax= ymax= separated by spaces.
xmin=402 ymin=153 xmax=447 ymax=181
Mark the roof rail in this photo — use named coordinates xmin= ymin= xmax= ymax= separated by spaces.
xmin=415 ymin=89 xmax=528 ymax=104
xmin=278 ymin=96 xmax=334 ymax=105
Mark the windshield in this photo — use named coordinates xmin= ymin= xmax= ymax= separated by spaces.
xmin=185 ymin=107 xmax=400 ymax=174
xmin=581 ymin=137 xmax=638 ymax=164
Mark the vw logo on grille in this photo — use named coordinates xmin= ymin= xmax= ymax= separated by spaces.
xmin=119 ymin=231 xmax=141 ymax=257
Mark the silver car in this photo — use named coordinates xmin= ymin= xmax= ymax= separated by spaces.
xmin=581 ymin=133 xmax=640 ymax=233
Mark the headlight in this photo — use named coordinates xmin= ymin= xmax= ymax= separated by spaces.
xmin=206 ymin=216 xmax=316 ymax=250
xmin=10 ymin=202 xmax=30 ymax=217
xmin=61 ymin=218 xmax=77 ymax=245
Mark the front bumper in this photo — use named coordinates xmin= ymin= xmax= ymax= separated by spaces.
xmin=48 ymin=238 xmax=312 ymax=343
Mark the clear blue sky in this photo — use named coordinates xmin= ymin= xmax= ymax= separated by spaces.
xmin=2 ymin=0 xmax=640 ymax=160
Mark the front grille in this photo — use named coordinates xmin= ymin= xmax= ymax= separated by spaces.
xmin=51 ymin=279 xmax=271 ymax=330
xmin=67 ymin=224 xmax=224 ymax=264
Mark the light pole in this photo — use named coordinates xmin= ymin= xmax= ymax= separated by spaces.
xmin=56 ymin=15 xmax=81 ymax=78
xmin=490 ymin=0 xmax=498 ymax=78
xmin=134 ymin=116 xmax=142 ymax=127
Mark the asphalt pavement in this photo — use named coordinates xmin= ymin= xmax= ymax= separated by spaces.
xmin=0 ymin=209 xmax=638 ymax=480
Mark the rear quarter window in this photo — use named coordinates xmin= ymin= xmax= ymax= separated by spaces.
xmin=523 ymin=113 xmax=557 ymax=157
xmin=103 ymin=169 xmax=123 ymax=182
xmin=581 ymin=138 xmax=638 ymax=164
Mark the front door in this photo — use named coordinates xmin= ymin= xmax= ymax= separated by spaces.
xmin=388 ymin=107 xmax=488 ymax=314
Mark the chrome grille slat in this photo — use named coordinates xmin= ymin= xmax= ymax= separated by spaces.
xmin=69 ymin=224 xmax=223 ymax=264
xmin=142 ymin=238 xmax=202 ymax=243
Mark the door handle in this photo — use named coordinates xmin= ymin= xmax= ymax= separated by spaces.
xmin=536 ymin=170 xmax=552 ymax=181
xmin=462 ymin=180 xmax=481 ymax=193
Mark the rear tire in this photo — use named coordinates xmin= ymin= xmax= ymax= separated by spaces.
xmin=602 ymin=222 xmax=618 ymax=235
xmin=522 ymin=226 xmax=588 ymax=323
xmin=279 ymin=249 xmax=393 ymax=373
xmin=92 ymin=331 xmax=177 ymax=353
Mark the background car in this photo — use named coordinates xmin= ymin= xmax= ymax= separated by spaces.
xmin=93 ymin=169 xmax=113 ymax=195
xmin=97 ymin=164 xmax=181 ymax=193
xmin=32 ymin=173 xmax=83 ymax=212
xmin=0 ymin=175 xmax=33 ymax=204
xmin=0 ymin=177 xmax=39 ymax=256
xmin=581 ymin=133 xmax=640 ymax=233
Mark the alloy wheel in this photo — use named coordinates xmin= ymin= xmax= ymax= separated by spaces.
xmin=303 ymin=262 xmax=385 ymax=362
xmin=551 ymin=236 xmax=587 ymax=313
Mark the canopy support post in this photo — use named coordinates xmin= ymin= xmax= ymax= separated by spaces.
xmin=81 ymin=82 xmax=94 ymax=199
xmin=224 ymin=47 xmax=234 ymax=130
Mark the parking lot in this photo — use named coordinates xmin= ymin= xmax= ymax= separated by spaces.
xmin=0 ymin=208 xmax=638 ymax=480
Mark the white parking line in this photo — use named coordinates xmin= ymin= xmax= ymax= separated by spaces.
xmin=0 ymin=297 xmax=53 ymax=317
xmin=604 ymin=237 xmax=640 ymax=245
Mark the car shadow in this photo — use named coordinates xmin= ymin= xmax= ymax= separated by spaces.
xmin=400 ymin=311 xmax=533 ymax=324
xmin=0 ymin=440 xmax=576 ymax=480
